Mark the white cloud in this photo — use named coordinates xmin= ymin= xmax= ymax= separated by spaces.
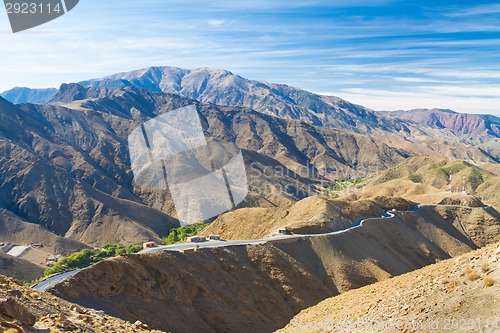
xmin=208 ymin=19 xmax=225 ymax=27
xmin=446 ymin=4 xmax=500 ymax=17
xmin=393 ymin=77 xmax=452 ymax=84
xmin=324 ymin=87 xmax=500 ymax=115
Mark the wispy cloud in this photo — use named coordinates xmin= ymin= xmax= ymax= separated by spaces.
xmin=0 ymin=0 xmax=499 ymax=116
xmin=446 ymin=4 xmax=500 ymax=17
xmin=332 ymin=87 xmax=500 ymax=115
xmin=207 ymin=19 xmax=225 ymax=27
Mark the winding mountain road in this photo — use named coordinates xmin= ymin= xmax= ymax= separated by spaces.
xmin=33 ymin=269 xmax=82 ymax=292
xmin=32 ymin=202 xmax=492 ymax=292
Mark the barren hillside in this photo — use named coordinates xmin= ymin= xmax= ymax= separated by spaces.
xmin=201 ymin=196 xmax=411 ymax=239
xmin=0 ymin=254 xmax=44 ymax=283
xmin=0 ymin=209 xmax=88 ymax=256
xmin=201 ymin=195 xmax=500 ymax=243
xmin=388 ymin=108 xmax=500 ymax=137
xmin=277 ymin=241 xmax=500 ymax=333
xmin=346 ymin=157 xmax=500 ymax=209
xmin=49 ymin=207 xmax=498 ymax=333
xmin=0 ymin=85 xmax=414 ymax=247
xmin=0 ymin=275 xmax=167 ymax=332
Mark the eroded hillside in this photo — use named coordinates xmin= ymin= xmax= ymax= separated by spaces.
xmin=277 ymin=241 xmax=500 ymax=333
xmin=0 ymin=275 xmax=167 ymax=333
xmin=346 ymin=157 xmax=500 ymax=209
xmin=49 ymin=205 xmax=498 ymax=333
xmin=201 ymin=195 xmax=500 ymax=243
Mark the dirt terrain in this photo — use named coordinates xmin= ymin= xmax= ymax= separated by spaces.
xmin=0 ymin=275 xmax=167 ymax=333
xmin=350 ymin=157 xmax=500 ymax=209
xmin=0 ymin=254 xmax=44 ymax=283
xmin=1 ymin=84 xmax=496 ymax=250
xmin=0 ymin=86 xmax=411 ymax=248
xmin=0 ymin=209 xmax=88 ymax=256
xmin=277 ymin=241 xmax=500 ymax=333
xmin=201 ymin=195 xmax=500 ymax=243
xmin=49 ymin=206 xmax=498 ymax=333
xmin=201 ymin=196 xmax=391 ymax=239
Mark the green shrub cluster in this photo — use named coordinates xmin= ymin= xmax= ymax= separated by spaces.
xmin=323 ymin=189 xmax=340 ymax=199
xmin=408 ymin=174 xmax=423 ymax=183
xmin=440 ymin=162 xmax=467 ymax=176
xmin=163 ymin=223 xmax=208 ymax=245
xmin=323 ymin=177 xmax=363 ymax=199
xmin=468 ymin=167 xmax=484 ymax=193
xmin=44 ymin=244 xmax=142 ymax=277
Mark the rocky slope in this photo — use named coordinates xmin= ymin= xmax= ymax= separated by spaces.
xmin=0 ymin=84 xmax=416 ymax=247
xmin=1 ymin=87 xmax=58 ymax=105
xmin=200 ymin=194 xmax=500 ymax=244
xmin=0 ymin=209 xmax=88 ymax=256
xmin=49 ymin=204 xmax=498 ymax=333
xmin=0 ymin=70 xmax=497 ymax=249
xmin=387 ymin=109 xmax=500 ymax=160
xmin=0 ymin=254 xmax=44 ymax=283
xmin=1 ymin=84 xmax=494 ymax=248
xmin=78 ymin=66 xmax=406 ymax=133
xmin=1 ymin=90 xmax=181 ymax=247
xmin=349 ymin=156 xmax=500 ymax=209
xmin=388 ymin=108 xmax=500 ymax=138
xmin=200 ymin=196 xmax=410 ymax=239
xmin=0 ymin=275 xmax=166 ymax=332
xmin=277 ymin=241 xmax=500 ymax=333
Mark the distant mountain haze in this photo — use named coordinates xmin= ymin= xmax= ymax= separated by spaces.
xmin=0 ymin=84 xmax=411 ymax=247
xmin=387 ymin=108 xmax=500 ymax=138
xmin=3 ymin=67 xmax=498 ymax=162
xmin=1 ymin=87 xmax=57 ymax=104
xmin=0 ymin=67 xmax=498 ymax=248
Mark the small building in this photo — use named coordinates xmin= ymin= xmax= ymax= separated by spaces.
xmin=277 ymin=228 xmax=291 ymax=235
xmin=143 ymin=242 xmax=156 ymax=249
xmin=187 ymin=236 xmax=207 ymax=243
xmin=208 ymin=234 xmax=221 ymax=241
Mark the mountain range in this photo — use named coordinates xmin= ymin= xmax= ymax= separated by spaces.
xmin=388 ymin=108 xmax=500 ymax=138
xmin=0 ymin=83 xmax=407 ymax=248
xmin=1 ymin=66 xmax=499 ymax=333
xmin=1 ymin=87 xmax=58 ymax=104
xmin=0 ymin=66 xmax=498 ymax=250
xmin=3 ymin=66 xmax=499 ymax=140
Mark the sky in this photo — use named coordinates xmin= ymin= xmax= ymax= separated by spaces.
xmin=0 ymin=0 xmax=499 ymax=115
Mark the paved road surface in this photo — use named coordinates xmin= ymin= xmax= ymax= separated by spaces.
xmin=32 ymin=203 xmax=491 ymax=292
xmin=33 ymin=269 xmax=82 ymax=292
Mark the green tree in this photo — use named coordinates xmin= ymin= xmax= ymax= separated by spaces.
xmin=408 ymin=174 xmax=422 ymax=183
xmin=163 ymin=224 xmax=208 ymax=245
xmin=468 ymin=168 xmax=484 ymax=193
xmin=44 ymin=243 xmax=143 ymax=277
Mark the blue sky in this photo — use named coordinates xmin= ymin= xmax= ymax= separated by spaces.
xmin=1 ymin=0 xmax=499 ymax=115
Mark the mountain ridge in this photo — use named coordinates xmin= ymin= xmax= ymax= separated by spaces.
xmin=1 ymin=86 xmax=57 ymax=104
xmin=0 ymin=85 xmax=413 ymax=248
xmin=2 ymin=67 xmax=498 ymax=144
xmin=387 ymin=108 xmax=500 ymax=138
xmin=0 ymin=71 xmax=497 ymax=250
